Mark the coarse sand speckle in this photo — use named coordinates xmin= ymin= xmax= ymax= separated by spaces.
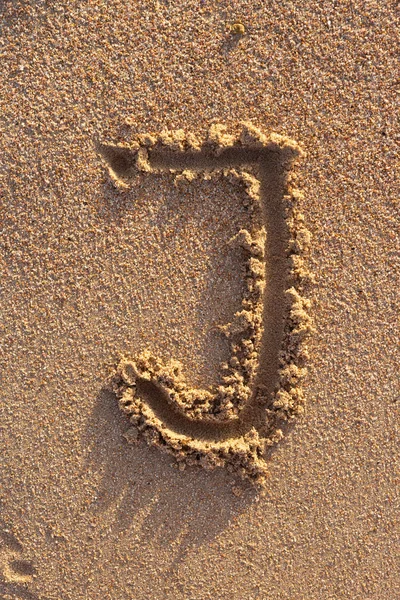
xmin=0 ymin=1 xmax=399 ymax=599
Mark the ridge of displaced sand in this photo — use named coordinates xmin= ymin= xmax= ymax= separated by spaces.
xmin=97 ymin=123 xmax=313 ymax=485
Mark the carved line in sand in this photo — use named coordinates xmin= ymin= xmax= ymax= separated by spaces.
xmin=97 ymin=123 xmax=313 ymax=486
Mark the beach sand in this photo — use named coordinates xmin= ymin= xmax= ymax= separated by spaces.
xmin=1 ymin=1 xmax=399 ymax=599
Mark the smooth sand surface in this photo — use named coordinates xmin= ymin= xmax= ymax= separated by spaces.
xmin=1 ymin=1 xmax=399 ymax=599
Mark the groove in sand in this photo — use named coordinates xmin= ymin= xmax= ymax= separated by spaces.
xmin=98 ymin=124 xmax=312 ymax=485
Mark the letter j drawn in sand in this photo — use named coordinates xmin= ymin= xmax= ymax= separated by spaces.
xmin=96 ymin=123 xmax=313 ymax=486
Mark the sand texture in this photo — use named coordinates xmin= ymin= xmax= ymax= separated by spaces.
xmin=1 ymin=1 xmax=399 ymax=599
xmin=99 ymin=124 xmax=312 ymax=485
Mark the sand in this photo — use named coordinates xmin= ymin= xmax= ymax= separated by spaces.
xmin=1 ymin=1 xmax=399 ymax=599
xmin=99 ymin=126 xmax=312 ymax=484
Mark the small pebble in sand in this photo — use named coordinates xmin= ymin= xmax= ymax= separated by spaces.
xmin=230 ymin=22 xmax=246 ymax=35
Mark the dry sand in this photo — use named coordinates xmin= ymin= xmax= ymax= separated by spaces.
xmin=0 ymin=1 xmax=399 ymax=599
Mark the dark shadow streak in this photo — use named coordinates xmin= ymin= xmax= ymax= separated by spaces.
xmin=83 ymin=386 xmax=258 ymax=546
xmin=149 ymin=146 xmax=273 ymax=170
